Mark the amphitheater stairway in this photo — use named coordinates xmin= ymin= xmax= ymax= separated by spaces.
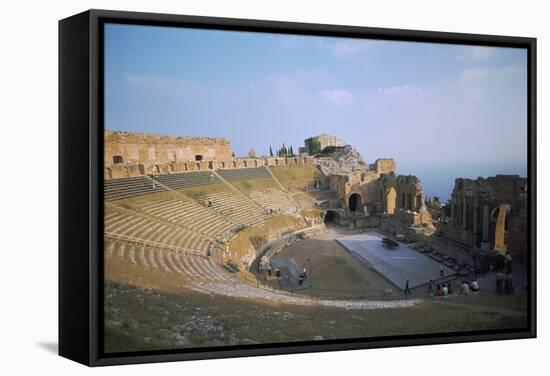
xmin=136 ymin=198 xmax=236 ymax=240
xmin=200 ymin=191 xmax=268 ymax=226
xmin=249 ymin=189 xmax=298 ymax=213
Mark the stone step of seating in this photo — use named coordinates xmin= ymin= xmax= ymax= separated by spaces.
xmin=138 ymin=199 xmax=234 ymax=236
xmin=292 ymin=194 xmax=315 ymax=209
xmin=104 ymin=209 xmax=211 ymax=256
xmin=202 ymin=191 xmax=267 ymax=226
xmin=104 ymin=176 xmax=166 ymax=201
xmin=153 ymin=171 xmax=221 ymax=190
xmin=217 ymin=166 xmax=272 ymax=182
xmin=249 ymin=190 xmax=297 ymax=212
xmin=105 ymin=239 xmax=237 ymax=283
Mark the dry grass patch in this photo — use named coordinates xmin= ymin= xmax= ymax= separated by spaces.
xmin=231 ymin=178 xmax=281 ymax=195
xmin=269 ymin=165 xmax=321 ymax=192
xmin=227 ymin=215 xmax=307 ymax=269
xmin=177 ymin=183 xmax=232 ymax=202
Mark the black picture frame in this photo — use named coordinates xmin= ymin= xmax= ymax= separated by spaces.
xmin=59 ymin=9 xmax=537 ymax=367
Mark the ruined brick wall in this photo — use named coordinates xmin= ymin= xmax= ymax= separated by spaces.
xmin=104 ymin=130 xmax=233 ymax=165
xmin=373 ymin=158 xmax=396 ymax=175
xmin=444 ymin=175 xmax=528 ymax=259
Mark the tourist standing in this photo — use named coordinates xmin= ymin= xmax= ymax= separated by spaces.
xmin=440 ymin=264 xmax=444 ymax=277
xmin=428 ymin=280 xmax=434 ymax=295
xmin=470 ymin=279 xmax=479 ymax=292
xmin=496 ymin=272 xmax=504 ymax=294
xmin=404 ymin=280 xmax=411 ymax=295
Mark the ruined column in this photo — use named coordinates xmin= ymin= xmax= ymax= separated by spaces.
xmin=481 ymin=204 xmax=489 ymax=249
xmin=462 ymin=197 xmax=467 ymax=230
xmin=450 ymin=199 xmax=455 ymax=225
xmin=472 ymin=197 xmax=478 ymax=234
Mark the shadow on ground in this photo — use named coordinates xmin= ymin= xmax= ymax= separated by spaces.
xmin=37 ymin=341 xmax=58 ymax=355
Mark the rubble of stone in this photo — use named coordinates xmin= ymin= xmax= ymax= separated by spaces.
xmin=314 ymin=145 xmax=367 ymax=176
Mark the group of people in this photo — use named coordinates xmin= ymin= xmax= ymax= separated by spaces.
xmin=258 ymin=256 xmax=273 ymax=278
xmin=427 ymin=278 xmax=480 ymax=297
xmin=428 ymin=280 xmax=454 ymax=297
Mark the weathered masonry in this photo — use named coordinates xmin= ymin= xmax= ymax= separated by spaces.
xmin=105 ymin=130 xmax=233 ymax=165
xmin=104 ymin=130 xmax=314 ymax=179
xmin=439 ymin=175 xmax=528 ymax=261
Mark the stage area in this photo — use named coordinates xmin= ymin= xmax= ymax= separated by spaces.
xmin=337 ymin=232 xmax=455 ymax=290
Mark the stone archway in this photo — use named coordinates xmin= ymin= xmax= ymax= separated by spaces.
xmin=386 ymin=187 xmax=397 ymax=214
xmin=348 ymin=193 xmax=363 ymax=212
xmin=324 ymin=210 xmax=339 ymax=225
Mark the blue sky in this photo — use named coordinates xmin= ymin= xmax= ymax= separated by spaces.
xmin=104 ymin=23 xmax=528 ymax=201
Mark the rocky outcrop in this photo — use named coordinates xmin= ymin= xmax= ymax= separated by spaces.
xmin=314 ymin=145 xmax=367 ymax=176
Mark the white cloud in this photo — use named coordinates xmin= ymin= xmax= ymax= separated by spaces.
xmin=319 ymin=89 xmax=355 ymax=105
xmin=456 ymin=46 xmax=494 ymax=61
xmin=378 ymin=85 xmax=423 ymax=96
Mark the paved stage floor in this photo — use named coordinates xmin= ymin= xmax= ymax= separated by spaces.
xmin=337 ymin=232 xmax=455 ymax=290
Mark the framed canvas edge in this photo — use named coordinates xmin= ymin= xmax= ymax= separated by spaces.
xmin=58 ymin=8 xmax=537 ymax=367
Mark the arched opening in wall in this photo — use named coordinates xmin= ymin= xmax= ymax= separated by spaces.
xmin=196 ymin=162 xmax=201 ymax=170
xmin=348 ymin=193 xmax=363 ymax=213
xmin=169 ymin=164 xmax=175 ymax=173
xmin=264 ymin=159 xmax=268 ymax=166
xmin=184 ymin=163 xmax=188 ymax=171
xmin=254 ymin=160 xmax=258 ymax=167
xmin=275 ymin=159 xmax=279 ymax=166
xmin=303 ymin=157 xmax=307 ymax=163
xmin=105 ymin=168 xmax=112 ymax=179
xmin=195 ymin=155 xmax=203 ymax=161
xmin=221 ymin=161 xmax=225 ymax=169
xmin=243 ymin=161 xmax=248 ymax=168
xmin=208 ymin=161 xmax=214 ymax=169
xmin=324 ymin=210 xmax=338 ymax=226
xmin=154 ymin=165 xmax=160 ymax=174
xmin=294 ymin=158 xmax=298 ymax=165
xmin=232 ymin=161 xmax=237 ymax=168
xmin=386 ymin=187 xmax=397 ymax=214
xmin=123 ymin=166 xmax=129 ymax=177
xmin=113 ymin=155 xmax=124 ymax=164
xmin=138 ymin=164 xmax=145 ymax=175
xmin=491 ymin=204 xmax=511 ymax=255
